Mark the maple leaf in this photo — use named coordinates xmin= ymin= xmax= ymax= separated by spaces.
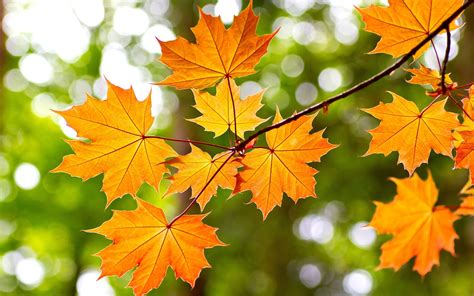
xmin=456 ymin=197 xmax=474 ymax=216
xmin=455 ymin=177 xmax=474 ymax=216
xmin=406 ymin=64 xmax=453 ymax=89
xmin=52 ymin=81 xmax=177 ymax=206
xmin=89 ymin=199 xmax=225 ymax=296
xmin=364 ymin=93 xmax=459 ymax=175
xmin=189 ymin=78 xmax=267 ymax=138
xmin=157 ymin=1 xmax=277 ymax=89
xmin=357 ymin=0 xmax=463 ymax=58
xmin=370 ymin=172 xmax=459 ymax=276
xmin=455 ymin=86 xmax=474 ymax=182
xmin=455 ymin=130 xmax=474 ymax=182
xmin=166 ymin=145 xmax=240 ymax=210
xmin=235 ymin=110 xmax=337 ymax=219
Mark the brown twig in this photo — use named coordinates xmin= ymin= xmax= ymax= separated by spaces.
xmin=441 ymin=28 xmax=452 ymax=94
xmin=236 ymin=0 xmax=473 ymax=151
xmin=447 ymin=92 xmax=473 ymax=121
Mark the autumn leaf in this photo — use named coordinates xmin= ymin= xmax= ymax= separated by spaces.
xmin=89 ymin=199 xmax=225 ymax=296
xmin=406 ymin=64 xmax=453 ymax=89
xmin=370 ymin=172 xmax=459 ymax=276
xmin=455 ymin=130 xmax=474 ymax=182
xmin=455 ymin=86 xmax=474 ymax=182
xmin=456 ymin=197 xmax=474 ymax=216
xmin=166 ymin=145 xmax=240 ymax=210
xmin=357 ymin=0 xmax=462 ymax=58
xmin=236 ymin=110 xmax=337 ymax=219
xmin=364 ymin=93 xmax=459 ymax=175
xmin=189 ymin=78 xmax=267 ymax=139
xmin=157 ymin=1 xmax=277 ymax=89
xmin=52 ymin=81 xmax=177 ymax=206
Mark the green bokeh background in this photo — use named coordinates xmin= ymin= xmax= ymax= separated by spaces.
xmin=1 ymin=0 xmax=473 ymax=295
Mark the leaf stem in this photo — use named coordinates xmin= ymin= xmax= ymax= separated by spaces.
xmin=430 ymin=40 xmax=443 ymax=71
xmin=168 ymin=151 xmax=235 ymax=227
xmin=145 ymin=135 xmax=231 ymax=150
xmin=441 ymin=28 xmax=451 ymax=94
xmin=226 ymin=75 xmax=239 ymax=145
xmin=447 ymin=92 xmax=473 ymax=121
xmin=454 ymin=82 xmax=474 ymax=89
xmin=236 ymin=0 xmax=473 ymax=151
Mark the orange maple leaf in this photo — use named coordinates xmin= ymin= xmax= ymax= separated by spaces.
xmin=52 ymin=81 xmax=177 ymax=206
xmin=89 ymin=199 xmax=225 ymax=296
xmin=157 ymin=1 xmax=277 ymax=89
xmin=455 ymin=130 xmax=474 ymax=182
xmin=189 ymin=78 xmax=267 ymax=138
xmin=456 ymin=196 xmax=474 ymax=216
xmin=364 ymin=93 xmax=459 ymax=175
xmin=166 ymin=146 xmax=240 ymax=210
xmin=455 ymin=86 xmax=474 ymax=182
xmin=406 ymin=64 xmax=453 ymax=89
xmin=370 ymin=172 xmax=459 ymax=276
xmin=236 ymin=110 xmax=337 ymax=219
xmin=357 ymin=0 xmax=462 ymax=58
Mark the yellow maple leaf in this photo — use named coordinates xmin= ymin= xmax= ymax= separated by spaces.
xmin=189 ymin=78 xmax=267 ymax=139
xmin=52 ymin=81 xmax=177 ymax=206
xmin=89 ymin=199 xmax=225 ymax=296
xmin=364 ymin=93 xmax=459 ymax=175
xmin=370 ymin=172 xmax=459 ymax=276
xmin=357 ymin=0 xmax=463 ymax=58
xmin=166 ymin=145 xmax=240 ymax=210
xmin=157 ymin=1 xmax=276 ymax=89
xmin=236 ymin=110 xmax=337 ymax=219
xmin=406 ymin=64 xmax=453 ymax=89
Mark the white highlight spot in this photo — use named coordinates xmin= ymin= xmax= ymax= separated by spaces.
xmin=141 ymin=24 xmax=175 ymax=54
xmin=240 ymin=81 xmax=262 ymax=98
xmin=343 ymin=269 xmax=373 ymax=295
xmin=72 ymin=0 xmax=104 ymax=27
xmin=19 ymin=54 xmax=53 ymax=85
xmin=296 ymin=82 xmax=318 ymax=106
xmin=349 ymin=222 xmax=376 ymax=249
xmin=113 ymin=7 xmax=149 ymax=36
xmin=299 ymin=264 xmax=322 ymax=288
xmin=76 ymin=269 xmax=115 ymax=296
xmin=295 ymin=214 xmax=334 ymax=244
xmin=281 ymin=54 xmax=304 ymax=77
xmin=16 ymin=258 xmax=45 ymax=287
xmin=14 ymin=163 xmax=41 ymax=190
xmin=318 ymin=68 xmax=342 ymax=92
xmin=215 ymin=0 xmax=241 ymax=24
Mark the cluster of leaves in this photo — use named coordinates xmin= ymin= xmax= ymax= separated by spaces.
xmin=52 ymin=0 xmax=474 ymax=295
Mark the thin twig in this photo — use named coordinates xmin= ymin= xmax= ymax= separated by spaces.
xmin=226 ymin=76 xmax=239 ymax=145
xmin=447 ymin=92 xmax=473 ymax=121
xmin=454 ymin=82 xmax=474 ymax=89
xmin=145 ymin=135 xmax=231 ymax=150
xmin=430 ymin=40 xmax=443 ymax=70
xmin=236 ymin=0 xmax=473 ymax=151
xmin=168 ymin=151 xmax=235 ymax=226
xmin=441 ymin=28 xmax=452 ymax=93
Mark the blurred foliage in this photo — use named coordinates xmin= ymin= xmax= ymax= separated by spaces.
xmin=0 ymin=0 xmax=473 ymax=295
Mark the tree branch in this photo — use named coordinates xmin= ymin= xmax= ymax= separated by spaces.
xmin=236 ymin=0 xmax=473 ymax=151
xmin=441 ymin=27 xmax=452 ymax=94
